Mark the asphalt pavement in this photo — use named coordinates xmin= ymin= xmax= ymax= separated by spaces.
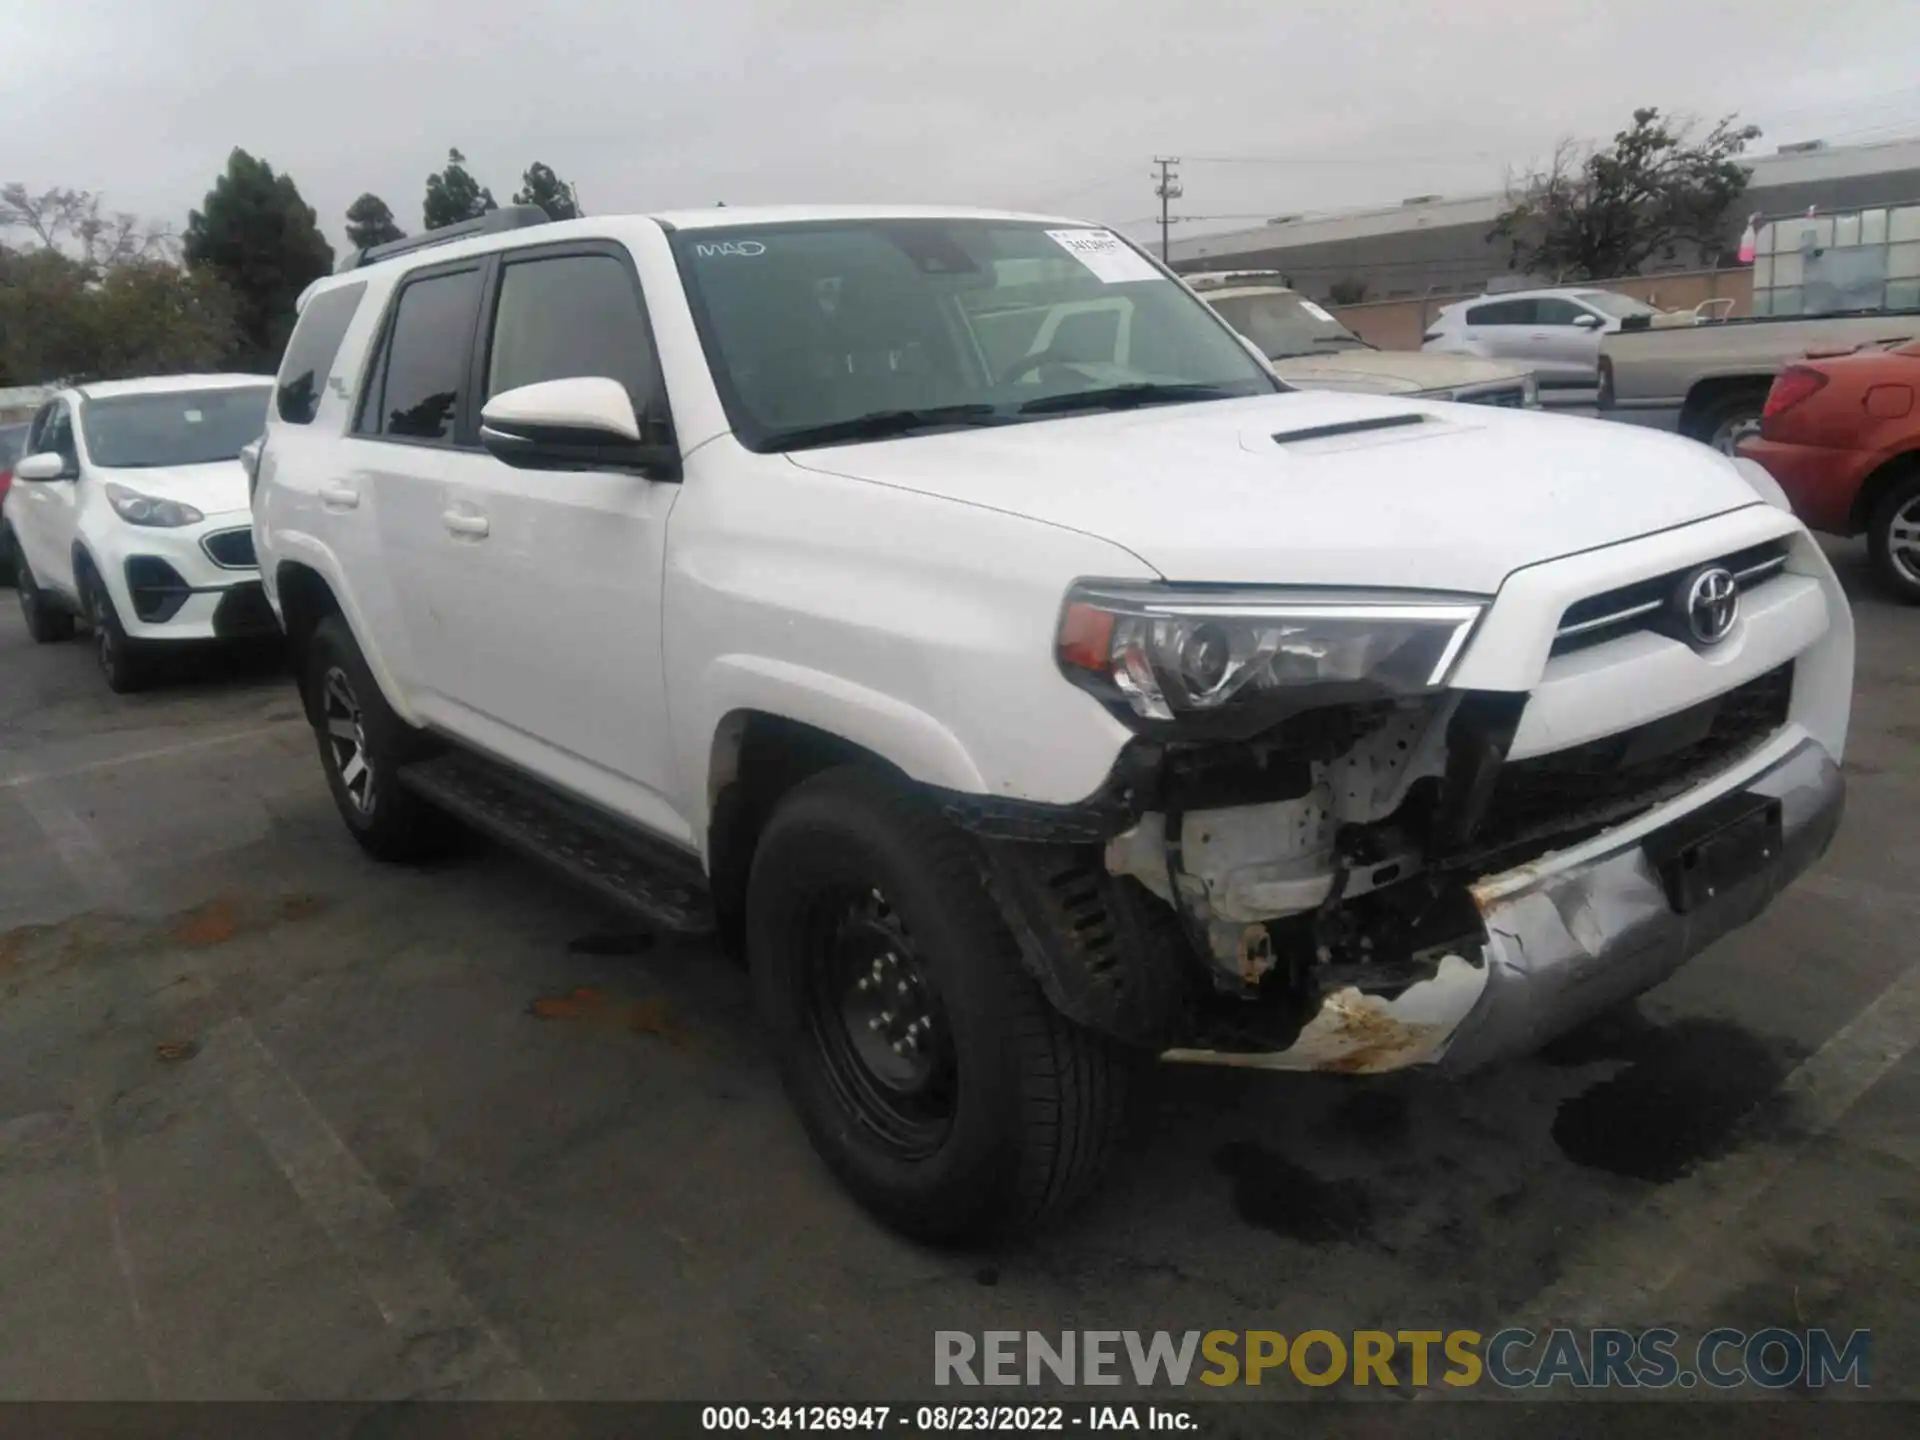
xmin=0 ymin=541 xmax=1915 ymax=1409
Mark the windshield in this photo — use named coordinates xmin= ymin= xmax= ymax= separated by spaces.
xmin=1577 ymin=291 xmax=1663 ymax=320
xmin=670 ymin=219 xmax=1277 ymax=450
xmin=1205 ymin=291 xmax=1367 ymax=358
xmin=79 ymin=386 xmax=272 ymax=469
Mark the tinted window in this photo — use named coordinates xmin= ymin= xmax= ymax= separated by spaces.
xmin=1533 ymin=297 xmax=1587 ymax=326
xmin=485 ymin=253 xmax=662 ymax=416
xmin=367 ymin=268 xmax=483 ymax=442
xmin=80 ymin=387 xmax=272 ymax=467
xmin=1466 ymin=299 xmax=1535 ymax=326
xmin=277 ymin=283 xmax=366 ymax=424
xmin=0 ymin=423 xmax=27 ymax=468
xmin=44 ymin=405 xmax=76 ymax=464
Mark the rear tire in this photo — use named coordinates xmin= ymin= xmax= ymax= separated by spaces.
xmin=83 ymin=566 xmax=154 ymax=694
xmin=16 ymin=561 xmax=75 ymax=643
xmin=747 ymin=766 xmax=1131 ymax=1243
xmin=304 ymin=615 xmax=453 ymax=861
xmin=0 ymin=523 xmax=17 ymax=587
xmin=1867 ymin=471 xmax=1920 ymax=604
xmin=1692 ymin=389 xmax=1767 ymax=456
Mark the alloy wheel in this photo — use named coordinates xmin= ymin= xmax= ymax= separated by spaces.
xmin=322 ymin=666 xmax=376 ymax=816
xmin=1711 ymin=414 xmax=1762 ymax=456
xmin=1889 ymin=495 xmax=1920 ymax=587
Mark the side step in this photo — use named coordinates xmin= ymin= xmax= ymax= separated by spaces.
xmin=397 ymin=751 xmax=714 ymax=934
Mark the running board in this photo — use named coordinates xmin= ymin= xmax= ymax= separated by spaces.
xmin=397 ymin=751 xmax=714 ymax=934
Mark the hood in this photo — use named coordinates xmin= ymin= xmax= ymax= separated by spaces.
xmin=788 ymin=391 xmax=1761 ymax=594
xmin=95 ymin=460 xmax=250 ymax=517
xmin=1271 ymin=350 xmax=1527 ymax=396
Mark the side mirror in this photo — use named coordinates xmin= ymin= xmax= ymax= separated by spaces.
xmin=12 ymin=451 xmax=72 ymax=482
xmin=1572 ymin=313 xmax=1603 ymax=330
xmin=479 ymin=377 xmax=680 ymax=478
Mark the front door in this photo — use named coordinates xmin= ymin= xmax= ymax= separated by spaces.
xmin=12 ymin=400 xmax=83 ymax=598
xmin=1529 ymin=296 xmax=1606 ymax=387
xmin=430 ymin=242 xmax=687 ymax=840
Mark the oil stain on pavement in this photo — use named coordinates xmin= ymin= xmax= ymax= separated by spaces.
xmin=1214 ymin=1141 xmax=1376 ymax=1243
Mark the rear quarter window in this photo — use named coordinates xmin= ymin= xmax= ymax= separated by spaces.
xmin=276 ymin=283 xmax=367 ymax=424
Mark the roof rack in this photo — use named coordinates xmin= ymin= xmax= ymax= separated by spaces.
xmin=337 ymin=205 xmax=554 ymax=272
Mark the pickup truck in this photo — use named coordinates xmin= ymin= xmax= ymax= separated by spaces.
xmin=253 ymin=204 xmax=1853 ymax=1241
xmin=1599 ymin=308 xmax=1920 ymax=453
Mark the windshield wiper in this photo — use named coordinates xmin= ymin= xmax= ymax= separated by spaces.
xmin=1017 ymin=382 xmax=1239 ymax=416
xmin=761 ymin=404 xmax=1006 ymax=451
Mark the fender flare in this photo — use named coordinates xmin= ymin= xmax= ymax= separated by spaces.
xmin=267 ymin=528 xmax=423 ymax=727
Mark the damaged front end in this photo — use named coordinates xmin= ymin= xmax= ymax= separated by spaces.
xmin=953 ymin=576 xmax=1833 ymax=1075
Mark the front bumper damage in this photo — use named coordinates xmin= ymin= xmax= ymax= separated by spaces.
xmin=1161 ymin=737 xmax=1842 ymax=1075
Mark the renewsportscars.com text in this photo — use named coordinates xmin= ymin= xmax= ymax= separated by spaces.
xmin=934 ymin=1328 xmax=1871 ymax=1390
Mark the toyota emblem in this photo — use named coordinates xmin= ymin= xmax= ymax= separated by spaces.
xmin=1680 ymin=566 xmax=1740 ymax=645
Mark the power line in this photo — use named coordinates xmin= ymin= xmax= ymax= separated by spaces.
xmin=1152 ymin=157 xmax=1182 ymax=263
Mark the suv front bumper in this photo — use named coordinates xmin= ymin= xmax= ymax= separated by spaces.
xmin=91 ymin=510 xmax=275 ymax=643
xmin=1164 ymin=735 xmax=1843 ymax=1076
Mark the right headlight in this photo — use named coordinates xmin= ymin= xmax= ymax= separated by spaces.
xmin=1057 ymin=582 xmax=1484 ymax=725
xmin=105 ymin=482 xmax=204 ymax=528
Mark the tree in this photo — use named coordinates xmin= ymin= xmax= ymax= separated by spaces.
xmin=183 ymin=149 xmax=335 ymax=371
xmin=423 ymin=148 xmax=497 ymax=230
xmin=511 ymin=162 xmax=581 ymax=221
xmin=1489 ymin=108 xmax=1761 ymax=281
xmin=345 ymin=193 xmax=404 ymax=251
xmin=0 ymin=246 xmax=236 ymax=386
xmin=1 ymin=183 xmax=174 ymax=269
xmin=1327 ymin=276 xmax=1369 ymax=305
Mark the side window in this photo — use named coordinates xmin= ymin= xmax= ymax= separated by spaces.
xmin=1533 ymin=297 xmax=1585 ymax=326
xmin=1466 ymin=299 xmax=1535 ymax=326
xmin=484 ymin=253 xmax=664 ymax=421
xmin=277 ymin=283 xmax=366 ymax=424
xmin=361 ymin=267 xmax=484 ymax=443
xmin=25 ymin=402 xmax=55 ymax=454
xmin=44 ymin=404 xmax=77 ymax=464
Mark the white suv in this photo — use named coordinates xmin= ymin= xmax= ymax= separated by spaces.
xmin=5 ymin=375 xmax=277 ymax=690
xmin=254 ymin=205 xmax=1852 ymax=1241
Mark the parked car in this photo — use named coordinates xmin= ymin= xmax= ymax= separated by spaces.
xmin=1424 ymin=287 xmax=1665 ymax=398
xmin=1599 ymin=309 xmax=1920 ymax=455
xmin=0 ymin=420 xmax=27 ymax=584
xmin=256 ymin=204 xmax=1851 ymax=1242
xmin=1737 ymin=338 xmax=1920 ymax=601
xmin=1186 ymin=272 xmax=1537 ymax=408
xmin=4 ymin=375 xmax=277 ymax=690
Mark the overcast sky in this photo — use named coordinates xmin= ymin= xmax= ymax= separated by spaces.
xmin=6 ymin=0 xmax=1920 ymax=255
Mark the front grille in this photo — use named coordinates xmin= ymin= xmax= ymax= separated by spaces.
xmin=212 ymin=582 xmax=279 ymax=638
xmin=1551 ymin=539 xmax=1791 ymax=656
xmin=201 ymin=527 xmax=257 ymax=569
xmin=124 ymin=556 xmax=191 ymax=623
xmin=1460 ymin=663 xmax=1794 ymax=869
xmin=1457 ymin=385 xmax=1527 ymax=408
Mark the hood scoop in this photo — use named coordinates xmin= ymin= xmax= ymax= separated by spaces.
xmin=1269 ymin=412 xmax=1431 ymax=447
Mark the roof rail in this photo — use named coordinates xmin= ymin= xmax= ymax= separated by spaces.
xmin=337 ymin=205 xmax=554 ymax=273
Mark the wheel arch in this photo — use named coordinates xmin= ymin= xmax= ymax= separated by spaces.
xmin=1679 ymin=373 xmax=1774 ymax=441
xmin=1849 ymin=448 xmax=1920 ymax=534
xmin=272 ymin=557 xmax=420 ymax=726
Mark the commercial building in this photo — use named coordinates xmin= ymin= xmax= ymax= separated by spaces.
xmin=1168 ymin=135 xmax=1920 ymax=304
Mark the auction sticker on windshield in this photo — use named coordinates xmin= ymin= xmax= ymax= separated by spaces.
xmin=1045 ymin=229 xmax=1162 ymax=285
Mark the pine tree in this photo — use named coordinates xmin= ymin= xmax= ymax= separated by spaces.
xmin=182 ymin=149 xmax=334 ymax=371
xmin=423 ymin=148 xmax=498 ymax=230
xmin=345 ymin=193 xmax=405 ymax=250
xmin=511 ymin=162 xmax=581 ymax=221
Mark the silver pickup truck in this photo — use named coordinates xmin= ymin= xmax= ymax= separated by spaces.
xmin=1598 ymin=309 xmax=1920 ymax=453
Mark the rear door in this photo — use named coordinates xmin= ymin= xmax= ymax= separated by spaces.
xmin=1461 ymin=298 xmax=1537 ymax=363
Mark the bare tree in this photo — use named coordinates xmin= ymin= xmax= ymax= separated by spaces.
xmin=0 ymin=183 xmax=176 ymax=270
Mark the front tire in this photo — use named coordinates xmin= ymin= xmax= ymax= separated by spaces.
xmin=1867 ymin=471 xmax=1920 ymax=604
xmin=0 ymin=524 xmax=17 ymax=587
xmin=84 ymin=567 xmax=153 ymax=694
xmin=304 ymin=615 xmax=452 ymax=861
xmin=16 ymin=561 xmax=75 ymax=643
xmin=747 ymin=766 xmax=1131 ymax=1243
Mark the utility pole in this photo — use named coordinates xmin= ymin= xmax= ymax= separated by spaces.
xmin=1153 ymin=157 xmax=1182 ymax=264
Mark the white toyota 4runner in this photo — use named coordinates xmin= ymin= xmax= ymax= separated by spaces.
xmin=253 ymin=205 xmax=1853 ymax=1241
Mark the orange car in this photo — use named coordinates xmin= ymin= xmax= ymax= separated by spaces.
xmin=1739 ymin=338 xmax=1920 ymax=602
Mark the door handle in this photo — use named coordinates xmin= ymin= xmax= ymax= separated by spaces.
xmin=442 ymin=511 xmax=490 ymax=539
xmin=318 ymin=484 xmax=360 ymax=509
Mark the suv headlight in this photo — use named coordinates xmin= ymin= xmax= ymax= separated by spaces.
xmin=1057 ymin=583 xmax=1484 ymax=724
xmin=105 ymin=482 xmax=204 ymax=528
